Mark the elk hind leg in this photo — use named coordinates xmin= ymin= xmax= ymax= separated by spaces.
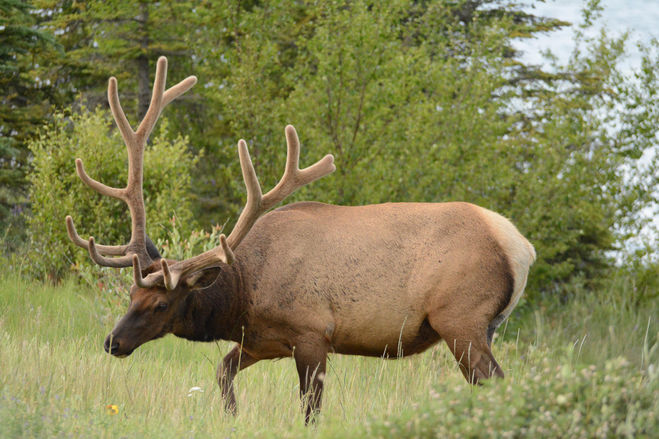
xmin=444 ymin=334 xmax=504 ymax=383
xmin=429 ymin=312 xmax=504 ymax=384
xmin=216 ymin=344 xmax=257 ymax=415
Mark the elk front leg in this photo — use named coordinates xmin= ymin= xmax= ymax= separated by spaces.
xmin=294 ymin=340 xmax=328 ymax=425
xmin=216 ymin=344 xmax=257 ymax=415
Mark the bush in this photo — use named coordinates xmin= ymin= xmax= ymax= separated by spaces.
xmin=27 ymin=107 xmax=199 ymax=279
xmin=366 ymin=355 xmax=658 ymax=439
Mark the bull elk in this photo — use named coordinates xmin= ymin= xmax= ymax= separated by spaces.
xmin=66 ymin=57 xmax=535 ymax=424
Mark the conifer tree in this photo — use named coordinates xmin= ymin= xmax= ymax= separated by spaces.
xmin=0 ymin=0 xmax=56 ymax=236
xmin=34 ymin=0 xmax=193 ymax=120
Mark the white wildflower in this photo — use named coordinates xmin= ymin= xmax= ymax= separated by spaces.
xmin=187 ymin=386 xmax=204 ymax=397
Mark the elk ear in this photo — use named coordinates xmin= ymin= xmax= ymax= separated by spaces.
xmin=184 ymin=267 xmax=222 ymax=290
xmin=145 ymin=235 xmax=162 ymax=261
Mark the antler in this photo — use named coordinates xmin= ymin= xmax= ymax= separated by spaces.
xmin=66 ymin=57 xmax=197 ymax=269
xmin=137 ymin=125 xmax=335 ymax=290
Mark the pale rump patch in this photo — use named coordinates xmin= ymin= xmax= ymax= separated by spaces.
xmin=476 ymin=207 xmax=536 ymax=325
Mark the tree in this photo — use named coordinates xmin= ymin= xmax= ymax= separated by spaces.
xmin=186 ymin=0 xmax=658 ymax=298
xmin=13 ymin=0 xmax=658 ymax=299
xmin=0 ymin=0 xmax=57 ymax=244
xmin=33 ymin=0 xmax=194 ymax=119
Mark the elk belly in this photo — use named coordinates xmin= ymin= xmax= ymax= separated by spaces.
xmin=331 ymin=312 xmax=440 ymax=358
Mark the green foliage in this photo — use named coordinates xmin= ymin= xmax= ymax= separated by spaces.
xmin=287 ymin=0 xmax=518 ymax=206
xmin=366 ymin=356 xmax=658 ymax=438
xmin=3 ymin=0 xmax=658 ymax=300
xmin=187 ymin=0 xmax=658 ymax=299
xmin=32 ymin=0 xmax=194 ymax=119
xmin=26 ymin=107 xmax=198 ymax=279
xmin=156 ymin=218 xmax=225 ymax=261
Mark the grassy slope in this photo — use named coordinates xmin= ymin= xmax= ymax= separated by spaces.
xmin=0 ymin=273 xmax=656 ymax=438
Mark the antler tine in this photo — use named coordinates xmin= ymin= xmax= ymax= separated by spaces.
xmin=66 ymin=216 xmax=128 ymax=256
xmin=108 ymin=76 xmax=135 ymax=149
xmin=219 ymin=234 xmax=235 ymax=265
xmin=75 ymin=159 xmax=125 ymax=200
xmin=136 ymin=56 xmax=167 ymax=142
xmin=132 ymin=255 xmax=145 ymax=287
xmin=225 ymin=126 xmax=335 ymax=249
xmin=223 ymin=139 xmax=263 ymax=249
xmin=87 ymin=237 xmax=134 ymax=268
xmin=152 ymin=126 xmax=334 ymax=291
xmin=163 ymin=76 xmax=197 ymax=108
xmin=132 ymin=254 xmax=159 ymax=289
xmin=238 ymin=139 xmax=264 ymax=204
xmin=134 ymin=57 xmax=197 ymax=141
xmin=261 ymin=125 xmax=336 ymax=209
xmin=159 ymin=259 xmax=176 ymax=290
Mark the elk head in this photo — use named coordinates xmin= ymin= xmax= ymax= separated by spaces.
xmin=66 ymin=57 xmax=335 ymax=357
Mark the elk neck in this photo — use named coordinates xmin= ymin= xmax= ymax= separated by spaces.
xmin=172 ymin=262 xmax=249 ymax=344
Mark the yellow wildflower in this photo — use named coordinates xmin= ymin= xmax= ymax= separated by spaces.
xmin=105 ymin=404 xmax=119 ymax=415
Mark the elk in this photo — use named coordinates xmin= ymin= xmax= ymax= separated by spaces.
xmin=66 ymin=57 xmax=536 ymax=424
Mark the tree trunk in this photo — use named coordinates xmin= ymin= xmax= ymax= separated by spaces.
xmin=137 ymin=1 xmax=150 ymax=121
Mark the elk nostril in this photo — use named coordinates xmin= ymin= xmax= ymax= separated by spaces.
xmin=104 ymin=336 xmax=120 ymax=354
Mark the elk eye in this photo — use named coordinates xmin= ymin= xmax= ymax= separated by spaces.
xmin=155 ymin=302 xmax=168 ymax=312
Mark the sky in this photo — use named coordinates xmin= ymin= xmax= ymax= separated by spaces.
xmin=515 ymin=0 xmax=658 ymax=71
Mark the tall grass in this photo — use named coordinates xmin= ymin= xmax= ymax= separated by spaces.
xmin=0 ymin=272 xmax=656 ymax=438
xmin=508 ymin=273 xmax=658 ymax=368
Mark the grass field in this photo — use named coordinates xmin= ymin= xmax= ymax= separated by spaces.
xmin=0 ymin=272 xmax=657 ymax=438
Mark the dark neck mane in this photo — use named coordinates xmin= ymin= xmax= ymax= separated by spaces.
xmin=172 ymin=264 xmax=248 ymax=343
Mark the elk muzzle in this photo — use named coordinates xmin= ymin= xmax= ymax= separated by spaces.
xmin=104 ymin=333 xmax=133 ymax=357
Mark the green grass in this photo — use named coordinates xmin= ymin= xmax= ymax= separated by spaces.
xmin=0 ymin=272 xmax=657 ymax=438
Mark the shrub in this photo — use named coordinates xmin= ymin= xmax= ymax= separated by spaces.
xmin=27 ymin=107 xmax=199 ymax=279
xmin=366 ymin=355 xmax=658 ymax=439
